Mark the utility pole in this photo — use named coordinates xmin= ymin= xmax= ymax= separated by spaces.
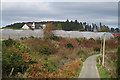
xmin=102 ymin=33 xmax=105 ymax=66
xmin=100 ymin=38 xmax=103 ymax=54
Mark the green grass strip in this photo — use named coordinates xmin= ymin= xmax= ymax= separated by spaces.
xmin=96 ymin=64 xmax=110 ymax=78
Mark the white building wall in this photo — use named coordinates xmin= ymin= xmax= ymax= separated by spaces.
xmin=22 ymin=24 xmax=29 ymax=30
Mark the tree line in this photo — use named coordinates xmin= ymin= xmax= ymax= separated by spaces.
xmin=3 ymin=20 xmax=120 ymax=32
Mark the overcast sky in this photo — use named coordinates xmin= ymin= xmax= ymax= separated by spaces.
xmin=1 ymin=0 xmax=119 ymax=28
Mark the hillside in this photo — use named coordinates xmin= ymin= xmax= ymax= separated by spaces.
xmin=2 ymin=36 xmax=119 ymax=78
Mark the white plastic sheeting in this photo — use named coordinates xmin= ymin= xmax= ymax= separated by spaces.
xmin=52 ymin=30 xmax=114 ymax=40
xmin=1 ymin=29 xmax=43 ymax=39
xmin=1 ymin=29 xmax=114 ymax=40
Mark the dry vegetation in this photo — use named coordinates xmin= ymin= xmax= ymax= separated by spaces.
xmin=106 ymin=38 xmax=118 ymax=50
xmin=2 ymin=36 xmax=118 ymax=78
xmin=97 ymin=49 xmax=118 ymax=78
xmin=96 ymin=38 xmax=119 ymax=78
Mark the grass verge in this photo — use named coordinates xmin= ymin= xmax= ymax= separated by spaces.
xmin=96 ymin=64 xmax=110 ymax=79
xmin=76 ymin=63 xmax=83 ymax=78
xmin=81 ymin=52 xmax=100 ymax=62
xmin=96 ymin=56 xmax=110 ymax=79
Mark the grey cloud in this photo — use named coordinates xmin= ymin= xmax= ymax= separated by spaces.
xmin=1 ymin=2 xmax=118 ymax=28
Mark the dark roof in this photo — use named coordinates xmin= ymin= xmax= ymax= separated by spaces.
xmin=35 ymin=24 xmax=42 ymax=29
xmin=27 ymin=23 xmax=32 ymax=27
xmin=26 ymin=23 xmax=33 ymax=30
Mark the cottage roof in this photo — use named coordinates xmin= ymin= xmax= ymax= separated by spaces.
xmin=26 ymin=23 xmax=34 ymax=30
xmin=23 ymin=23 xmax=43 ymax=30
xmin=35 ymin=24 xmax=42 ymax=29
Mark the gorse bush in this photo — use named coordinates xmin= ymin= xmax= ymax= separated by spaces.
xmin=2 ymin=39 xmax=33 ymax=77
xmin=50 ymin=36 xmax=60 ymax=41
xmin=94 ymin=47 xmax=100 ymax=51
xmin=14 ymin=42 xmax=31 ymax=53
xmin=65 ymin=43 xmax=74 ymax=48
xmin=2 ymin=38 xmax=16 ymax=47
xmin=15 ymin=43 xmax=25 ymax=50
xmin=2 ymin=45 xmax=28 ymax=76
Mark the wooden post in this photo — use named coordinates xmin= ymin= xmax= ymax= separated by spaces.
xmin=102 ymin=33 xmax=105 ymax=66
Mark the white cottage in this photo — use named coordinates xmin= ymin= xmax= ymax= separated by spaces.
xmin=22 ymin=24 xmax=30 ymax=30
xmin=22 ymin=22 xmax=45 ymax=30
xmin=22 ymin=22 xmax=35 ymax=30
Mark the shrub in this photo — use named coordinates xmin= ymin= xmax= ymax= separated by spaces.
xmin=117 ymin=37 xmax=120 ymax=45
xmin=76 ymin=38 xmax=82 ymax=44
xmin=24 ymin=39 xmax=55 ymax=55
xmin=44 ymin=57 xmax=48 ymax=61
xmin=20 ymin=37 xmax=24 ymax=40
xmin=81 ymin=57 xmax=86 ymax=62
xmin=65 ymin=43 xmax=74 ymax=48
xmin=39 ymin=37 xmax=41 ymax=39
xmin=2 ymin=47 xmax=28 ymax=76
xmin=50 ymin=36 xmax=60 ymax=41
xmin=77 ymin=50 xmax=85 ymax=55
xmin=29 ymin=36 xmax=34 ymax=38
xmin=96 ymin=56 xmax=100 ymax=63
xmin=2 ymin=38 xmax=16 ymax=47
xmin=79 ymin=29 xmax=85 ymax=31
xmin=39 ymin=46 xmax=52 ymax=55
xmin=14 ymin=42 xmax=31 ymax=53
xmin=20 ymin=37 xmax=27 ymax=40
xmin=15 ymin=42 xmax=25 ymax=50
xmin=43 ymin=63 xmax=57 ymax=73
xmin=89 ymin=38 xmax=95 ymax=40
xmin=94 ymin=47 xmax=100 ymax=51
xmin=43 ymin=23 xmax=56 ymax=38
xmin=116 ymin=36 xmax=120 ymax=39
xmin=57 ymin=24 xmax=62 ymax=30
xmin=29 ymin=60 xmax=37 ymax=64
